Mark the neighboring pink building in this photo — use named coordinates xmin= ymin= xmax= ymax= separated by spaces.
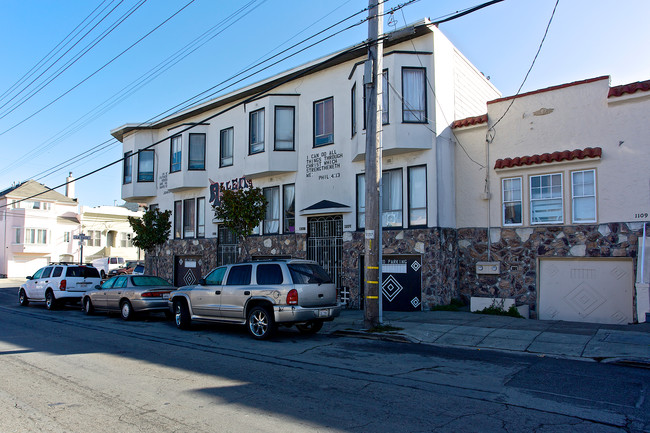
xmin=0 ymin=180 xmax=79 ymax=278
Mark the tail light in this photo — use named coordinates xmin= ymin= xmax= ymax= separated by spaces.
xmin=59 ymin=280 xmax=67 ymax=291
xmin=141 ymin=291 xmax=168 ymax=298
xmin=286 ymin=289 xmax=298 ymax=305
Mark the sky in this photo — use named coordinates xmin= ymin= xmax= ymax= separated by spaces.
xmin=0 ymin=0 xmax=648 ymax=208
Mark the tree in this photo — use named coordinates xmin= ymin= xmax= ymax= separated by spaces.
xmin=128 ymin=208 xmax=172 ymax=276
xmin=213 ymin=187 xmax=267 ymax=260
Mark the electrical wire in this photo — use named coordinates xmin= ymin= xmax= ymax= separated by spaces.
xmin=0 ymin=0 xmax=195 ymax=137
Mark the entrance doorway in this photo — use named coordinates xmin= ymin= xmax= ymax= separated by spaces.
xmin=307 ymin=215 xmax=342 ymax=287
xmin=174 ymin=256 xmax=202 ymax=287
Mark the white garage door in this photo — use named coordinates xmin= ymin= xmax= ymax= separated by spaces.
xmin=539 ymin=258 xmax=634 ymax=324
xmin=9 ymin=256 xmax=48 ymax=279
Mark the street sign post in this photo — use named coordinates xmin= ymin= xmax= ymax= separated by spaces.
xmin=73 ymin=233 xmax=91 ymax=265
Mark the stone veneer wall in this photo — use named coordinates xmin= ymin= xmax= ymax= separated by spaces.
xmin=457 ymin=222 xmax=644 ymax=318
xmin=340 ymin=228 xmax=459 ymax=309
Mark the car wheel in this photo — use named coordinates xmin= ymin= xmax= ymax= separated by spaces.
xmin=296 ymin=321 xmax=324 ymax=334
xmin=18 ymin=289 xmax=29 ymax=306
xmin=174 ymin=300 xmax=191 ymax=329
xmin=120 ymin=300 xmax=134 ymax=321
xmin=247 ymin=306 xmax=276 ymax=340
xmin=45 ymin=290 xmax=57 ymax=310
xmin=83 ymin=297 xmax=94 ymax=315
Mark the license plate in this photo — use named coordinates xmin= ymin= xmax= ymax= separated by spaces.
xmin=319 ymin=309 xmax=329 ymax=317
xmin=162 ymin=293 xmax=170 ymax=300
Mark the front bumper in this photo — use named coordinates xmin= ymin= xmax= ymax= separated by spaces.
xmin=273 ymin=304 xmax=342 ymax=324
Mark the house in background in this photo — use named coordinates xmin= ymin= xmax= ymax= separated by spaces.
xmin=453 ymin=76 xmax=650 ymax=323
xmin=80 ymin=205 xmax=144 ymax=264
xmin=0 ymin=180 xmax=79 ymax=278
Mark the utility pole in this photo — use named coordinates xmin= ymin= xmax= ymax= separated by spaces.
xmin=363 ymin=0 xmax=383 ymax=328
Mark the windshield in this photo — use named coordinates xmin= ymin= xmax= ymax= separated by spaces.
xmin=288 ymin=263 xmax=332 ymax=284
xmin=66 ymin=266 xmax=100 ymax=278
xmin=131 ymin=276 xmax=172 ymax=287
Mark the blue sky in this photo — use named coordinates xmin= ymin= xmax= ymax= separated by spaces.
xmin=0 ymin=0 xmax=648 ymax=207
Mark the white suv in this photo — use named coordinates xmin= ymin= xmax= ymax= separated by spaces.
xmin=19 ymin=263 xmax=102 ymax=310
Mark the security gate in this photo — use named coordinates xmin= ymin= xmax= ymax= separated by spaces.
xmin=307 ymin=215 xmax=343 ymax=287
xmin=217 ymin=227 xmax=238 ymax=266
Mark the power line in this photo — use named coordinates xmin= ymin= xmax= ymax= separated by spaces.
xmin=0 ymin=0 xmax=195 ymax=137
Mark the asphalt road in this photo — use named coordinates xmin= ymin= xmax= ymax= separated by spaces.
xmin=1 ymin=287 xmax=648 ymax=433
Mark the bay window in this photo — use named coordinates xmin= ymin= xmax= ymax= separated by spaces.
xmin=402 ymin=67 xmax=426 ymax=123
xmin=138 ymin=150 xmax=154 ymax=182
xmin=274 ymin=106 xmax=295 ymax=150
xmin=170 ymin=135 xmax=182 ymax=172
xmin=188 ymin=133 xmax=205 ymax=170
xmin=249 ymin=109 xmax=265 ymax=154
xmin=220 ymin=127 xmax=234 ymax=167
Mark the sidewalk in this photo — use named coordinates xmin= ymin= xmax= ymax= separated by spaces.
xmin=328 ymin=309 xmax=650 ymax=367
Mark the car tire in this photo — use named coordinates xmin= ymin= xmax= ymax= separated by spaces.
xmin=45 ymin=290 xmax=57 ymax=310
xmin=296 ymin=321 xmax=324 ymax=334
xmin=120 ymin=300 xmax=134 ymax=321
xmin=18 ymin=289 xmax=29 ymax=306
xmin=174 ymin=300 xmax=191 ymax=329
xmin=247 ymin=306 xmax=276 ymax=340
xmin=83 ymin=297 xmax=94 ymax=315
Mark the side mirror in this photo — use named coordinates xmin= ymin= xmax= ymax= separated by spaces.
xmin=198 ymin=278 xmax=206 ymax=286
xmin=26 ymin=276 xmax=33 ymax=280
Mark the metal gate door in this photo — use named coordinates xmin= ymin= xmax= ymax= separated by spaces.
xmin=174 ymin=256 xmax=202 ymax=287
xmin=217 ymin=227 xmax=238 ymax=266
xmin=307 ymin=215 xmax=343 ymax=287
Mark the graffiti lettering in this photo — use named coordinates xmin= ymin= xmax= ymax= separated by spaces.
xmin=209 ymin=176 xmax=253 ymax=206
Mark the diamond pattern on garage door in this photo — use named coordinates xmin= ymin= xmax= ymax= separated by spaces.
xmin=382 ymin=275 xmax=403 ymax=302
xmin=183 ymin=270 xmax=197 ymax=286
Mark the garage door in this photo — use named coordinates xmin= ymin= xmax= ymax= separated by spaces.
xmin=539 ymin=258 xmax=634 ymax=324
xmin=9 ymin=256 xmax=48 ymax=279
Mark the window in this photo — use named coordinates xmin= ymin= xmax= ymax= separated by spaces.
xmin=502 ymin=177 xmax=523 ymax=226
xmin=25 ymin=228 xmax=48 ymax=244
xmin=42 ymin=267 xmax=52 ymax=278
xmin=123 ymin=151 xmax=132 ymax=184
xmin=263 ymin=186 xmax=280 ymax=234
xmin=188 ymin=133 xmax=206 ymax=170
xmin=382 ymin=169 xmax=403 ymax=227
xmin=88 ymin=230 xmax=101 ymax=247
xmin=220 ymin=127 xmax=234 ymax=167
xmin=183 ymin=198 xmax=195 ymax=238
xmin=283 ymin=184 xmax=295 ymax=233
xmin=120 ymin=232 xmax=131 ymax=248
xmin=14 ymin=228 xmax=20 ymax=244
xmin=274 ymin=106 xmax=294 ymax=150
xmin=226 ymin=265 xmax=252 ymax=285
xmin=174 ymin=200 xmax=182 ymax=239
xmin=52 ymin=267 xmax=63 ymax=277
xmin=402 ymin=67 xmax=426 ymax=123
xmin=256 ymin=264 xmax=283 ymax=285
xmin=572 ymin=169 xmax=596 ymax=223
xmin=382 ymin=69 xmax=389 ymax=125
xmin=63 ymin=232 xmax=71 ymax=242
xmin=197 ymin=197 xmax=205 ymax=238
xmin=357 ymin=169 xmax=403 ymax=228
xmin=149 ymin=204 xmax=159 ymax=211
xmin=314 ymin=97 xmax=334 ymax=146
xmin=138 ymin=150 xmax=154 ymax=182
xmin=356 ymin=174 xmax=365 ymax=229
xmin=205 ymin=267 xmax=226 ymax=285
xmin=351 ymin=83 xmax=357 ymax=137
xmin=530 ymin=173 xmax=563 ymax=224
xmin=249 ymin=109 xmax=265 ymax=154
xmin=408 ymin=166 xmax=426 ymax=226
xmin=170 ymin=135 xmax=182 ymax=172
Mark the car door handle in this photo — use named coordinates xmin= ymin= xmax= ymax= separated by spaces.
xmin=244 ymin=291 xmax=250 ymax=296
xmin=215 ymin=290 xmax=221 ymax=295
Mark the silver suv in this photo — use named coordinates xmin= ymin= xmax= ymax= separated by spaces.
xmin=168 ymin=259 xmax=342 ymax=339
xmin=19 ymin=263 xmax=102 ymax=310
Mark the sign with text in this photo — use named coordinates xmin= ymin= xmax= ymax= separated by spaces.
xmin=209 ymin=176 xmax=253 ymax=206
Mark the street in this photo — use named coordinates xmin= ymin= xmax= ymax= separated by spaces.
xmin=0 ymin=286 xmax=648 ymax=433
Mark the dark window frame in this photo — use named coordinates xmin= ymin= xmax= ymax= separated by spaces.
xmin=351 ymin=83 xmax=357 ymax=137
xmin=123 ymin=151 xmax=132 ymax=184
xmin=188 ymin=133 xmax=206 ymax=171
xmin=283 ymin=183 xmax=295 ymax=234
xmin=407 ymin=165 xmax=427 ymax=227
xmin=137 ymin=150 xmax=154 ymax=183
xmin=401 ymin=66 xmax=427 ymax=124
xmin=196 ymin=197 xmax=206 ymax=238
xmin=183 ymin=198 xmax=196 ymax=239
xmin=262 ymin=186 xmax=280 ymax=235
xmin=220 ymin=127 xmax=234 ymax=167
xmin=170 ymin=135 xmax=182 ymax=173
xmin=249 ymin=108 xmax=265 ymax=155
xmin=274 ymin=106 xmax=295 ymax=151
xmin=313 ymin=96 xmax=334 ymax=147
xmin=173 ymin=200 xmax=182 ymax=239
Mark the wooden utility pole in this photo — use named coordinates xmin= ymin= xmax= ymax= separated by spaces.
xmin=363 ymin=0 xmax=383 ymax=328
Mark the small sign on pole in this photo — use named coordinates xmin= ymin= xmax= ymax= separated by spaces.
xmin=73 ymin=233 xmax=91 ymax=264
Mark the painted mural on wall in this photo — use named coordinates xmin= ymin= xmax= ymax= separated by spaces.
xmin=209 ymin=176 xmax=253 ymax=206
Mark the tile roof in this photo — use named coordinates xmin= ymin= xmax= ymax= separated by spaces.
xmin=608 ymin=79 xmax=650 ymax=98
xmin=494 ymin=147 xmax=602 ymax=169
xmin=452 ymin=114 xmax=488 ymax=129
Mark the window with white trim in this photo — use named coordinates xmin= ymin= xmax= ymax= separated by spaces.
xmin=402 ymin=67 xmax=426 ymax=123
xmin=502 ymin=177 xmax=522 ymax=226
xmin=572 ymin=169 xmax=596 ymax=223
xmin=530 ymin=173 xmax=563 ymax=224
xmin=24 ymin=228 xmax=48 ymax=244
xmin=263 ymin=186 xmax=280 ymax=234
xmin=408 ymin=165 xmax=426 ymax=226
xmin=274 ymin=106 xmax=294 ymax=150
xmin=357 ymin=169 xmax=403 ymax=229
xmin=220 ymin=127 xmax=234 ymax=167
xmin=249 ymin=109 xmax=265 ymax=154
xmin=197 ymin=197 xmax=206 ymax=238
xmin=88 ymin=230 xmax=101 ymax=247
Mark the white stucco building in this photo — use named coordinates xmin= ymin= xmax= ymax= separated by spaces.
xmin=80 ymin=205 xmax=144 ymax=263
xmin=112 ymin=19 xmax=650 ymax=323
